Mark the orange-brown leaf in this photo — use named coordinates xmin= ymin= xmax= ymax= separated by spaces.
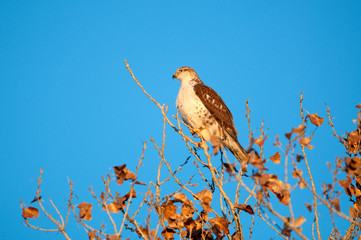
xmin=269 ymin=151 xmax=281 ymax=164
xmin=305 ymin=203 xmax=312 ymax=212
xmin=293 ymin=216 xmax=306 ymax=228
xmin=222 ymin=163 xmax=237 ymax=175
xmin=292 ymin=170 xmax=303 ymax=179
xmin=338 ymin=176 xmax=352 ymax=188
xmin=106 ymin=235 xmax=121 ymax=240
xmin=356 ymin=103 xmax=361 ymax=109
xmin=293 ymin=124 xmax=306 ymax=133
xmin=123 ymin=188 xmax=137 ymax=200
xmin=181 ymin=202 xmax=194 ymax=219
xmin=254 ymin=136 xmax=268 ymax=147
xmin=306 ymin=113 xmax=324 ymax=127
xmin=299 ymin=137 xmax=311 ymax=145
xmin=195 ymin=189 xmax=212 ymax=205
xmin=285 ymin=132 xmax=292 ymax=140
xmin=347 ymin=130 xmax=361 ymax=154
xmin=173 ymin=193 xmax=188 ymax=203
xmin=161 ymin=227 xmax=176 ymax=240
xmin=106 ymin=202 xmax=122 ymax=213
xmin=277 ymin=189 xmax=291 ymax=206
xmin=163 ymin=202 xmax=177 ymax=222
xmin=113 ymin=164 xmax=136 ymax=185
xmin=78 ymin=202 xmax=92 ymax=220
xmin=22 ymin=207 xmax=39 ymax=219
xmin=135 ymin=181 xmax=147 ymax=185
xmin=235 ymin=204 xmax=254 ymax=215
xmin=332 ymin=198 xmax=340 ymax=211
xmin=209 ymin=216 xmax=229 ymax=236
xmin=349 ymin=206 xmax=356 ymax=219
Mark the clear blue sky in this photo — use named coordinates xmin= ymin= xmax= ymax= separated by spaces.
xmin=1 ymin=1 xmax=360 ymax=239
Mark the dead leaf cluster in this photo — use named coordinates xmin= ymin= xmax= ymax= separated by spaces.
xmin=346 ymin=129 xmax=361 ymax=154
xmin=78 ymin=202 xmax=92 ymax=220
xmin=113 ymin=164 xmax=136 ymax=185
xmin=253 ymin=173 xmax=290 ymax=206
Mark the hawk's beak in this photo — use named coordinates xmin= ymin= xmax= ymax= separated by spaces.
xmin=172 ymin=74 xmax=176 ymax=79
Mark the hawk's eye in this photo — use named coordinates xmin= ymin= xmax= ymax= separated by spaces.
xmin=179 ymin=69 xmax=183 ymax=73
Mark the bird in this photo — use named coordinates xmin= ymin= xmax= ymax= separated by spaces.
xmin=173 ymin=66 xmax=249 ymax=165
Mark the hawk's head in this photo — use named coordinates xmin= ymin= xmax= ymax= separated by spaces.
xmin=172 ymin=67 xmax=199 ymax=83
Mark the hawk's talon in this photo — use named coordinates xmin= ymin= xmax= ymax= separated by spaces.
xmin=196 ymin=141 xmax=208 ymax=150
xmin=190 ymin=127 xmax=204 ymax=136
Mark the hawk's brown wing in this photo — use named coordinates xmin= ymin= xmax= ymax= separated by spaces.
xmin=194 ymin=83 xmax=238 ymax=140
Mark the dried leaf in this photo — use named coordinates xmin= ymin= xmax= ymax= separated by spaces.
xmin=305 ymin=203 xmax=312 ymax=212
xmin=356 ymin=103 xmax=361 ymax=109
xmin=269 ymin=151 xmax=281 ymax=164
xmin=323 ymin=183 xmax=332 ymax=195
xmin=22 ymin=207 xmax=39 ymax=219
xmin=293 ymin=124 xmax=306 ymax=133
xmin=332 ymin=198 xmax=340 ymax=211
xmin=281 ymin=220 xmax=291 ymax=237
xmin=88 ymin=230 xmax=100 ymax=240
xmin=299 ymin=137 xmax=311 ymax=145
xmin=232 ymin=232 xmax=242 ymax=240
xmin=30 ymin=196 xmax=41 ymax=203
xmin=285 ymin=132 xmax=292 ymax=140
xmin=235 ymin=204 xmax=254 ymax=215
xmin=268 ymin=181 xmax=283 ymax=195
xmin=113 ymin=164 xmax=136 ymax=185
xmin=293 ymin=216 xmax=306 ymax=228
xmin=347 ymin=130 xmax=361 ymax=154
xmin=161 ymin=227 xmax=176 ymax=240
xmin=139 ymin=225 xmax=149 ymax=239
xmin=135 ymin=181 xmax=147 ymax=185
xmin=222 ymin=163 xmax=237 ymax=175
xmin=123 ymin=188 xmax=137 ymax=200
xmin=254 ymin=136 xmax=268 ymax=147
xmin=299 ymin=179 xmax=307 ymax=189
xmin=296 ymin=154 xmax=304 ymax=162
xmin=348 ymin=184 xmax=361 ymax=197
xmin=209 ymin=216 xmax=229 ymax=236
xmin=173 ymin=193 xmax=188 ymax=203
xmin=106 ymin=202 xmax=122 ymax=213
xmin=181 ymin=202 xmax=194 ymax=219
xmin=249 ymin=152 xmax=267 ymax=171
xmin=78 ymin=202 xmax=92 ymax=221
xmin=338 ymin=176 xmax=352 ymax=188
xmin=349 ymin=206 xmax=356 ymax=219
xmin=195 ymin=189 xmax=212 ymax=205
xmin=100 ymin=192 xmax=106 ymax=201
xmin=106 ymin=235 xmax=121 ymax=240
xmin=292 ymin=170 xmax=303 ymax=179
xmin=162 ymin=202 xmax=177 ymax=223
xmin=277 ymin=189 xmax=291 ymax=206
xmin=306 ymin=113 xmax=324 ymax=127
xmin=184 ymin=218 xmax=202 ymax=237
xmin=196 ymin=210 xmax=208 ymax=223
xmin=345 ymin=157 xmax=361 ymax=176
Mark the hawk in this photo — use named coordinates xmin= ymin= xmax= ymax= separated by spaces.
xmin=173 ymin=67 xmax=249 ymax=165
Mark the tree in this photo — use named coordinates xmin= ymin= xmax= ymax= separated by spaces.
xmin=21 ymin=61 xmax=361 ymax=240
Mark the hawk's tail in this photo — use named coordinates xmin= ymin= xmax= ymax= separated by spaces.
xmin=223 ymin=132 xmax=249 ymax=166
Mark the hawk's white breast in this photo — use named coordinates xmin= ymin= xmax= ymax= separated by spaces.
xmin=176 ymin=80 xmax=219 ymax=142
